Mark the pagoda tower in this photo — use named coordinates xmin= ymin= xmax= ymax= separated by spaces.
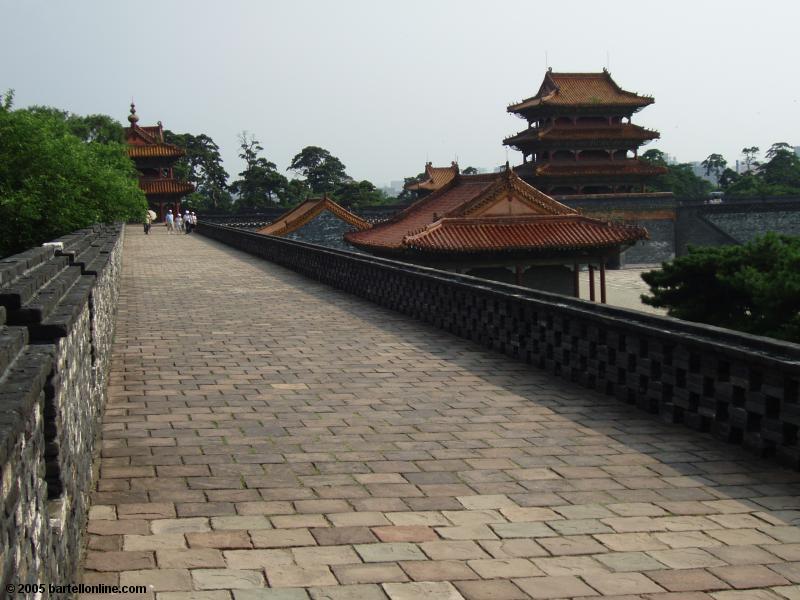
xmin=124 ymin=103 xmax=194 ymax=220
xmin=504 ymin=69 xmax=666 ymax=196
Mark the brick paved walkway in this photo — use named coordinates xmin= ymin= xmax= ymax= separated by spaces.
xmin=81 ymin=226 xmax=800 ymax=599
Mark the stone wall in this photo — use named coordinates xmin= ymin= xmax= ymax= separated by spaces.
xmin=198 ymin=221 xmax=800 ymax=468
xmin=0 ymin=224 xmax=124 ymax=595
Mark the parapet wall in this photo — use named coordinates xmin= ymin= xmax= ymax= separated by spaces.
xmin=198 ymin=221 xmax=800 ymax=468
xmin=0 ymin=224 xmax=124 ymax=594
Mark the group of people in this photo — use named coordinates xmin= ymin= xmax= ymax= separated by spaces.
xmin=164 ymin=209 xmax=198 ymax=234
xmin=142 ymin=208 xmax=199 ymax=235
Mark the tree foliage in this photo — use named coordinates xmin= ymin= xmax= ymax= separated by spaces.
xmin=641 ymin=149 xmax=713 ymax=200
xmin=641 ymin=233 xmax=800 ymax=342
xmin=701 ymin=153 xmax=727 ymax=183
xmin=0 ymin=91 xmax=147 ymax=257
xmin=21 ymin=105 xmax=125 ymax=144
xmin=288 ymin=146 xmax=348 ymax=193
xmin=333 ymin=179 xmax=390 ymax=208
xmin=723 ymin=143 xmax=800 ymax=197
xmin=230 ymin=133 xmax=289 ymax=210
xmin=164 ymin=130 xmax=232 ymax=212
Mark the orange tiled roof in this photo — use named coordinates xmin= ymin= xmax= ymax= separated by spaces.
xmin=534 ymin=161 xmax=667 ymax=177
xmin=127 ymin=144 xmax=185 ymax=159
xmin=140 ymin=179 xmax=195 ymax=195
xmin=509 ymin=71 xmax=653 ymax=113
xmin=402 ymin=214 xmax=648 ymax=254
xmin=347 ymin=174 xmax=499 ymax=250
xmin=257 ymin=196 xmax=371 ymax=236
xmin=404 ymin=162 xmax=459 ymax=192
xmin=346 ymin=169 xmax=643 ymax=255
xmin=505 ymin=124 xmax=659 ymax=146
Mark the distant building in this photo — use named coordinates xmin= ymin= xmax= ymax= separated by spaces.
xmin=504 ymin=69 xmax=666 ymax=195
xmin=124 ymin=103 xmax=194 ymax=221
xmin=404 ymin=162 xmax=459 ymax=195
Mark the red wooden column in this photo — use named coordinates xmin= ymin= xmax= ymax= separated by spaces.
xmin=589 ymin=265 xmax=596 ymax=302
xmin=573 ymin=264 xmax=580 ymax=298
xmin=600 ymin=262 xmax=607 ymax=304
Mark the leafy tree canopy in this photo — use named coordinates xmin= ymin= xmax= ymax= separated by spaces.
xmin=701 ymin=153 xmax=727 ymax=183
xmin=288 ymin=146 xmax=348 ymax=193
xmin=0 ymin=91 xmax=147 ymax=257
xmin=21 ymin=104 xmax=125 ymax=144
xmin=641 ymin=150 xmax=712 ymax=200
xmin=333 ymin=179 xmax=390 ymax=209
xmin=641 ymin=233 xmax=800 ymax=342
xmin=164 ymin=130 xmax=232 ymax=212
xmin=230 ymin=132 xmax=289 ymax=211
xmin=723 ymin=143 xmax=800 ymax=197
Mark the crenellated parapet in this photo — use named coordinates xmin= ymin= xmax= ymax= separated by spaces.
xmin=0 ymin=224 xmax=124 ymax=593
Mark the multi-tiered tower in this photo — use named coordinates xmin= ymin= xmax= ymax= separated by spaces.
xmin=504 ymin=69 xmax=665 ymax=196
xmin=124 ymin=103 xmax=194 ymax=220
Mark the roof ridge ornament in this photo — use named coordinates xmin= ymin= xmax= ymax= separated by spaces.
xmin=128 ymin=101 xmax=139 ymax=125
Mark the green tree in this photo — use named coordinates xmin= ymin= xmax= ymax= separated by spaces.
xmin=0 ymin=91 xmax=146 ymax=257
xmin=766 ymin=142 xmax=793 ymax=160
xmin=462 ymin=166 xmax=479 ymax=175
xmin=641 ymin=148 xmax=668 ymax=166
xmin=724 ymin=143 xmax=800 ymax=197
xmin=288 ymin=146 xmax=348 ymax=193
xmin=718 ymin=167 xmax=740 ymax=190
xmin=22 ymin=105 xmax=125 ymax=143
xmin=164 ymin=130 xmax=232 ymax=212
xmin=276 ymin=178 xmax=311 ymax=207
xmin=333 ymin=179 xmax=390 ymax=208
xmin=701 ymin=153 xmax=727 ymax=183
xmin=641 ymin=151 xmax=712 ymax=200
xmin=230 ymin=133 xmax=288 ymax=210
xmin=641 ymin=233 xmax=800 ymax=342
xmin=741 ymin=146 xmax=760 ymax=172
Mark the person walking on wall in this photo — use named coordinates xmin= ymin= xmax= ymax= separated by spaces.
xmin=144 ymin=210 xmax=152 ymax=235
xmin=184 ymin=210 xmax=192 ymax=234
xmin=175 ymin=212 xmax=184 ymax=234
xmin=165 ymin=209 xmax=175 ymax=234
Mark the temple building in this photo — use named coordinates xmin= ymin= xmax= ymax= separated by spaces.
xmin=124 ymin=103 xmax=194 ymax=220
xmin=504 ymin=69 xmax=666 ymax=195
xmin=404 ymin=162 xmax=459 ymax=197
xmin=345 ymin=167 xmax=647 ymax=299
xmin=256 ymin=195 xmax=370 ymax=236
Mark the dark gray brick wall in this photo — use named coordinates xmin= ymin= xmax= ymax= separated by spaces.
xmin=0 ymin=224 xmax=124 ymax=597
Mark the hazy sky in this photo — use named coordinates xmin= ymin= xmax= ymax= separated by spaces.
xmin=2 ymin=0 xmax=798 ymax=186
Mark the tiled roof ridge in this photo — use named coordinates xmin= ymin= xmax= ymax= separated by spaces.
xmin=505 ymin=122 xmax=661 ymax=144
xmin=405 ymin=162 xmax=459 ymax=192
xmin=258 ymin=196 xmax=370 ymax=237
xmin=127 ymin=143 xmax=186 ymax=159
xmin=128 ymin=123 xmax=160 ymax=144
xmin=140 ymin=179 xmax=194 ymax=195
xmin=449 ymin=170 xmax=576 ymax=218
xmin=402 ymin=213 xmax=649 ymax=252
xmin=508 ymin=69 xmax=653 ymax=112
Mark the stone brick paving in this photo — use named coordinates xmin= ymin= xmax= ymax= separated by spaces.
xmin=81 ymin=227 xmax=800 ymax=599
